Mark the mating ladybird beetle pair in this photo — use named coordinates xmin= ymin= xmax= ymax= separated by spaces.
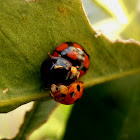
xmin=41 ymin=42 xmax=90 ymax=105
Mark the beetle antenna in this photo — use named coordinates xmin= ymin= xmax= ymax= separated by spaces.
xmin=48 ymin=52 xmax=53 ymax=58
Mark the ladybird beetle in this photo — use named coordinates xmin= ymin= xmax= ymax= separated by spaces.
xmin=41 ymin=56 xmax=80 ymax=88
xmin=53 ymin=42 xmax=90 ymax=77
xmin=50 ymin=81 xmax=83 ymax=105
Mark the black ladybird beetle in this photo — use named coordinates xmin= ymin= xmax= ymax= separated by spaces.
xmin=41 ymin=55 xmax=80 ymax=88
xmin=53 ymin=42 xmax=90 ymax=77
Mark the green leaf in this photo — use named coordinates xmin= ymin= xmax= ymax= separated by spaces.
xmin=121 ymin=13 xmax=140 ymax=41
xmin=121 ymin=0 xmax=139 ymax=16
xmin=11 ymin=100 xmax=57 ymax=140
xmin=29 ymin=104 xmax=72 ymax=140
xmin=1 ymin=0 xmax=140 ymax=113
xmin=82 ymin=0 xmax=111 ymax=24
xmin=91 ymin=0 xmax=129 ymax=20
xmin=91 ymin=0 xmax=113 ymax=18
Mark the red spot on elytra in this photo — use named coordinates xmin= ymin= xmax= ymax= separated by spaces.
xmin=73 ymin=43 xmax=83 ymax=50
xmin=83 ymin=55 xmax=90 ymax=69
xmin=56 ymin=43 xmax=68 ymax=51
xmin=79 ymin=70 xmax=85 ymax=77
xmin=53 ymin=51 xmax=59 ymax=57
xmin=67 ymin=51 xmax=78 ymax=60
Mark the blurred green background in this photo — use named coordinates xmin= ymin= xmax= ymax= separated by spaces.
xmin=1 ymin=0 xmax=140 ymax=139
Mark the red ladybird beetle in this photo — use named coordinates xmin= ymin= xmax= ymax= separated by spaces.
xmin=50 ymin=81 xmax=83 ymax=105
xmin=53 ymin=42 xmax=90 ymax=77
xmin=41 ymin=54 xmax=80 ymax=88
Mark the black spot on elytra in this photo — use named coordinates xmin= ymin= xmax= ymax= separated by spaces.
xmin=61 ymin=94 xmax=66 ymax=97
xmin=70 ymin=92 xmax=75 ymax=97
xmin=81 ymin=66 xmax=87 ymax=71
xmin=56 ymin=86 xmax=59 ymax=90
xmin=77 ymin=84 xmax=80 ymax=91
